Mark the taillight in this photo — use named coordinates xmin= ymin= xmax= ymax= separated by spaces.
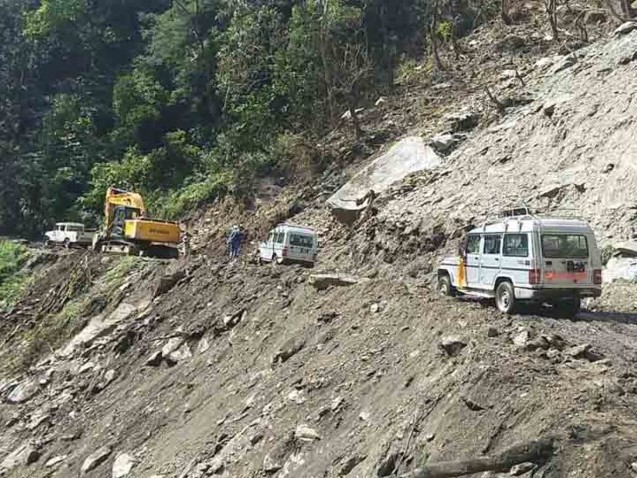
xmin=594 ymin=269 xmax=602 ymax=285
xmin=528 ymin=269 xmax=541 ymax=285
xmin=282 ymin=247 xmax=289 ymax=257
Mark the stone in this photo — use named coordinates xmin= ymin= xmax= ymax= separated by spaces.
xmin=6 ymin=379 xmax=39 ymax=404
xmin=338 ymin=454 xmax=366 ymax=476
xmin=331 ymin=396 xmax=344 ymax=412
xmin=0 ymin=444 xmax=40 ymax=471
xmin=287 ymin=389 xmax=306 ymax=404
xmin=512 ymin=330 xmax=531 ymax=348
xmin=223 ymin=310 xmax=245 ymax=328
xmin=510 ymin=462 xmax=535 ymax=475
xmin=45 ymin=455 xmax=68 ymax=468
xmin=112 ymin=453 xmax=136 ymax=478
xmin=445 ymin=110 xmax=480 ymax=132
xmin=614 ymin=21 xmax=637 ymax=36
xmin=250 ymin=431 xmax=265 ymax=446
xmin=295 ymin=424 xmax=321 ymax=441
xmin=272 ymin=337 xmax=305 ymax=364
xmin=439 ymin=336 xmax=467 ymax=356
xmin=263 ymin=454 xmax=282 ymax=473
xmin=145 ymin=351 xmax=163 ymax=367
xmin=430 ymin=132 xmax=466 ymax=154
xmin=425 ymin=433 xmax=436 ymax=442
xmin=370 ymin=303 xmax=380 ymax=314
xmin=153 ymin=270 xmax=186 ymax=298
xmin=197 ymin=338 xmax=210 ymax=354
xmin=631 ymin=462 xmax=637 ymax=473
xmin=162 ymin=337 xmax=185 ymax=357
xmin=166 ymin=343 xmax=193 ymax=364
xmin=359 ymin=411 xmax=370 ymax=421
xmin=81 ymin=446 xmax=112 ymax=473
xmin=309 ymin=274 xmax=365 ymax=290
xmin=487 ymin=327 xmax=499 ymax=337
xmin=461 ymin=395 xmax=485 ymax=411
xmin=566 ymin=344 xmax=603 ymax=362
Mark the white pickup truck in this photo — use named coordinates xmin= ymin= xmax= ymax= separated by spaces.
xmin=44 ymin=222 xmax=95 ymax=248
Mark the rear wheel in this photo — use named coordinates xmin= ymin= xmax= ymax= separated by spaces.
xmin=554 ymin=298 xmax=581 ymax=319
xmin=438 ymin=274 xmax=455 ymax=297
xmin=63 ymin=238 xmax=71 ymax=249
xmin=495 ymin=281 xmax=516 ymax=314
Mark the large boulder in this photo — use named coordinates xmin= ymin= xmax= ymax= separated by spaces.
xmin=327 ymin=137 xmax=441 ymax=224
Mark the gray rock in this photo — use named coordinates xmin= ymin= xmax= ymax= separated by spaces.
xmin=439 ymin=336 xmax=467 ymax=356
xmin=614 ymin=21 xmax=637 ymax=36
xmin=166 ymin=343 xmax=193 ymax=364
xmin=6 ymin=379 xmax=39 ymax=404
xmin=566 ymin=344 xmax=603 ymax=362
xmin=112 ymin=453 xmax=136 ymax=478
xmin=197 ymin=337 xmax=210 ymax=354
xmin=263 ymin=454 xmax=282 ymax=473
xmin=338 ymin=454 xmax=366 ymax=476
xmin=0 ymin=443 xmax=40 ymax=471
xmin=510 ymin=461 xmax=535 ymax=475
xmin=370 ymin=303 xmax=380 ymax=314
xmin=273 ymin=337 xmax=305 ymax=364
xmin=430 ymin=132 xmax=466 ymax=154
xmin=512 ymin=330 xmax=532 ymax=348
xmin=81 ymin=446 xmax=112 ymax=473
xmin=45 ymin=455 xmax=67 ymax=468
xmin=145 ymin=351 xmax=163 ymax=367
xmin=487 ymin=327 xmax=499 ymax=338
xmin=295 ymin=424 xmax=321 ymax=441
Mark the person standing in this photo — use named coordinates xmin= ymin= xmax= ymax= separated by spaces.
xmin=228 ymin=225 xmax=242 ymax=259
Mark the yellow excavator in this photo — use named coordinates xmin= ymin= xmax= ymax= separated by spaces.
xmin=92 ymin=187 xmax=181 ymax=258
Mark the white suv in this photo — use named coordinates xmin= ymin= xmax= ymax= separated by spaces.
xmin=437 ymin=215 xmax=602 ymax=317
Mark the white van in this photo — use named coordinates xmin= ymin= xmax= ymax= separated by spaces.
xmin=259 ymin=224 xmax=318 ymax=266
xmin=437 ymin=214 xmax=602 ymax=317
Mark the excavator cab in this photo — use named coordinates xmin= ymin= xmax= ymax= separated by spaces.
xmin=111 ymin=205 xmax=141 ymax=237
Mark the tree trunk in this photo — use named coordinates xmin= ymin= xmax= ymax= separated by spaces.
xmin=429 ymin=21 xmax=444 ymax=71
xmin=501 ymin=0 xmax=512 ymax=24
xmin=547 ymin=0 xmax=559 ymax=40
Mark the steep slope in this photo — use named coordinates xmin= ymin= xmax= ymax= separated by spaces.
xmin=3 ymin=20 xmax=637 ymax=478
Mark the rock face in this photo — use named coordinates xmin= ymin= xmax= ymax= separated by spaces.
xmin=81 ymin=446 xmax=112 ymax=473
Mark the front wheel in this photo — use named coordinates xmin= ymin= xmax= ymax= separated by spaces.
xmin=495 ymin=281 xmax=516 ymax=314
xmin=63 ymin=238 xmax=71 ymax=249
xmin=438 ymin=274 xmax=455 ymax=297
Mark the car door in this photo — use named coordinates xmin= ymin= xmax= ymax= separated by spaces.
xmin=463 ymin=234 xmax=481 ymax=288
xmin=260 ymin=232 xmax=274 ymax=260
xmin=480 ymin=234 xmax=502 ymax=289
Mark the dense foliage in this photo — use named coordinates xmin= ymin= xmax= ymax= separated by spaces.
xmin=0 ymin=0 xmax=482 ymax=237
xmin=0 ymin=240 xmax=30 ymax=309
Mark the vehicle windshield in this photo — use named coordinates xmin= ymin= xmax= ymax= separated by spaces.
xmin=290 ymin=233 xmax=314 ymax=248
xmin=541 ymin=234 xmax=589 ymax=259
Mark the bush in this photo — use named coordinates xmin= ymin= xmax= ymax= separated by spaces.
xmin=0 ymin=241 xmax=31 ymax=309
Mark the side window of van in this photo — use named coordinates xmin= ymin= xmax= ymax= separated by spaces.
xmin=483 ymin=235 xmax=502 ymax=255
xmin=503 ymin=234 xmax=529 ymax=257
xmin=275 ymin=232 xmax=284 ymax=244
xmin=466 ymin=235 xmax=480 ymax=254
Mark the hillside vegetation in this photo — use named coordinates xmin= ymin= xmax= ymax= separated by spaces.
xmin=0 ymin=0 xmax=480 ymax=237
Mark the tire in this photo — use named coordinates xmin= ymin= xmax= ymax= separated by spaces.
xmin=63 ymin=238 xmax=71 ymax=249
xmin=273 ymin=254 xmax=284 ymax=265
xmin=438 ymin=274 xmax=455 ymax=297
xmin=554 ymin=298 xmax=581 ymax=319
xmin=495 ymin=281 xmax=516 ymax=314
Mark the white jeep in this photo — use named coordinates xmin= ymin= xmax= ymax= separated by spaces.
xmin=44 ymin=222 xmax=95 ymax=248
xmin=437 ymin=214 xmax=602 ymax=317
